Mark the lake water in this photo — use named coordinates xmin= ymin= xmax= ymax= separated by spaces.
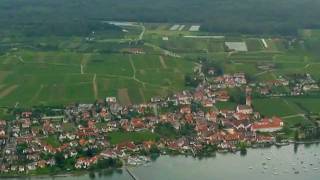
xmin=3 ymin=144 xmax=320 ymax=180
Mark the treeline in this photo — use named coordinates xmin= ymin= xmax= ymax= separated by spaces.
xmin=1 ymin=0 xmax=320 ymax=36
xmin=1 ymin=20 xmax=122 ymax=37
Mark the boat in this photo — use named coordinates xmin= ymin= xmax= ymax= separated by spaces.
xmin=266 ymin=157 xmax=271 ymax=160
xmin=248 ymin=166 xmax=253 ymax=169
xmin=275 ymin=141 xmax=290 ymax=146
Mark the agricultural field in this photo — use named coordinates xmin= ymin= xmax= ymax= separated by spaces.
xmin=252 ymin=98 xmax=303 ymax=117
xmin=1 ymin=21 xmax=320 ymax=115
xmin=0 ymin=49 xmax=194 ymax=107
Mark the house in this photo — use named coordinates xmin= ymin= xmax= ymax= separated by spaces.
xmin=205 ymin=112 xmax=217 ymax=122
xmin=233 ymin=112 xmax=249 ymax=121
xmin=131 ymin=118 xmax=145 ymax=130
xmin=116 ymin=141 xmax=137 ymax=152
xmin=236 ymin=105 xmax=253 ymax=114
xmin=232 ymin=120 xmax=252 ymax=131
xmin=202 ymin=99 xmax=215 ymax=107
xmin=180 ymin=106 xmax=191 ymax=114
xmin=37 ymin=160 xmax=46 ymax=168
xmin=106 ymin=97 xmax=117 ymax=103
xmin=75 ymin=156 xmax=99 ymax=169
xmin=122 ymin=48 xmax=145 ymax=54
xmin=0 ymin=120 xmax=6 ymax=127
xmin=21 ymin=112 xmax=32 ymax=118
xmin=100 ymin=150 xmax=117 ymax=159
xmin=251 ymin=117 xmax=284 ymax=132
xmin=216 ymin=91 xmax=230 ymax=102
xmin=195 ymin=120 xmax=208 ymax=135
xmin=0 ymin=129 xmax=5 ymax=136
xmin=21 ymin=119 xmax=31 ymax=128
xmin=184 ymin=114 xmax=193 ymax=124
xmin=143 ymin=141 xmax=155 ymax=150
xmin=27 ymin=163 xmax=37 ymax=171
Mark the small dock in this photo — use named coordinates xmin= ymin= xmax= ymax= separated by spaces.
xmin=126 ymin=167 xmax=140 ymax=180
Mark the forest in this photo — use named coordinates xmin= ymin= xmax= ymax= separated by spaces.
xmin=1 ymin=0 xmax=320 ymax=36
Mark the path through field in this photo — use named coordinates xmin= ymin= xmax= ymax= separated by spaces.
xmin=129 ymin=55 xmax=137 ymax=79
xmin=254 ymin=70 xmax=274 ymax=77
xmin=93 ymin=74 xmax=98 ymax=99
xmin=30 ymin=84 xmax=44 ymax=102
xmin=144 ymin=42 xmax=181 ymax=58
xmin=139 ymin=24 xmax=146 ymax=40
xmin=80 ymin=54 xmax=91 ymax=74
xmin=129 ymin=55 xmax=146 ymax=88
xmin=159 ymin=56 xmax=167 ymax=69
xmin=80 ymin=64 xmax=84 ymax=74
xmin=282 ymin=114 xmax=305 ymax=119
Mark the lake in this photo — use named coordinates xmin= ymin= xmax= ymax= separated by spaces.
xmin=2 ymin=144 xmax=320 ymax=180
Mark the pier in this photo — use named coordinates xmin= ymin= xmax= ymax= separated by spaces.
xmin=126 ymin=167 xmax=140 ymax=180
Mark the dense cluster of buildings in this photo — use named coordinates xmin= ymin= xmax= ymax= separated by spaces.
xmin=0 ymin=66 xmax=286 ymax=174
xmin=257 ymin=73 xmax=319 ymax=96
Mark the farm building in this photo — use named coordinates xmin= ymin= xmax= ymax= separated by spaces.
xmin=225 ymin=42 xmax=248 ymax=52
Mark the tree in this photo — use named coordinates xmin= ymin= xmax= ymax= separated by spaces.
xmin=16 ymin=143 xmax=28 ymax=156
xmin=185 ymin=74 xmax=200 ymax=88
xmin=179 ymin=123 xmax=196 ymax=136
xmin=238 ymin=142 xmax=247 ymax=156
xmin=294 ymin=130 xmax=300 ymax=141
xmin=155 ymin=123 xmax=178 ymax=139
xmin=54 ymin=152 xmax=65 ymax=169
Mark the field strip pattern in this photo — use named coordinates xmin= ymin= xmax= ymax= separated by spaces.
xmin=93 ymin=74 xmax=98 ymax=99
xmin=118 ymin=88 xmax=131 ymax=105
xmin=30 ymin=84 xmax=45 ymax=102
xmin=0 ymin=85 xmax=19 ymax=98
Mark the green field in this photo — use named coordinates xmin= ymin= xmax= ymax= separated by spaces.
xmin=253 ymin=98 xmax=303 ymax=117
xmin=0 ymin=50 xmax=194 ymax=106
xmin=215 ymin=101 xmax=237 ymax=110
xmin=107 ymin=131 xmax=159 ymax=145
xmin=44 ymin=135 xmax=61 ymax=148
xmin=283 ymin=116 xmax=313 ymax=128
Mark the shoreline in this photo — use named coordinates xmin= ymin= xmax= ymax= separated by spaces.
xmin=1 ymin=140 xmax=320 ymax=178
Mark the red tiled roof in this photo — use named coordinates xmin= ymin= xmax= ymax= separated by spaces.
xmin=252 ymin=117 xmax=283 ymax=130
xmin=131 ymin=118 xmax=144 ymax=128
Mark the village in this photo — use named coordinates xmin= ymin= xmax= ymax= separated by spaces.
xmin=1 ymin=61 xmax=316 ymax=176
